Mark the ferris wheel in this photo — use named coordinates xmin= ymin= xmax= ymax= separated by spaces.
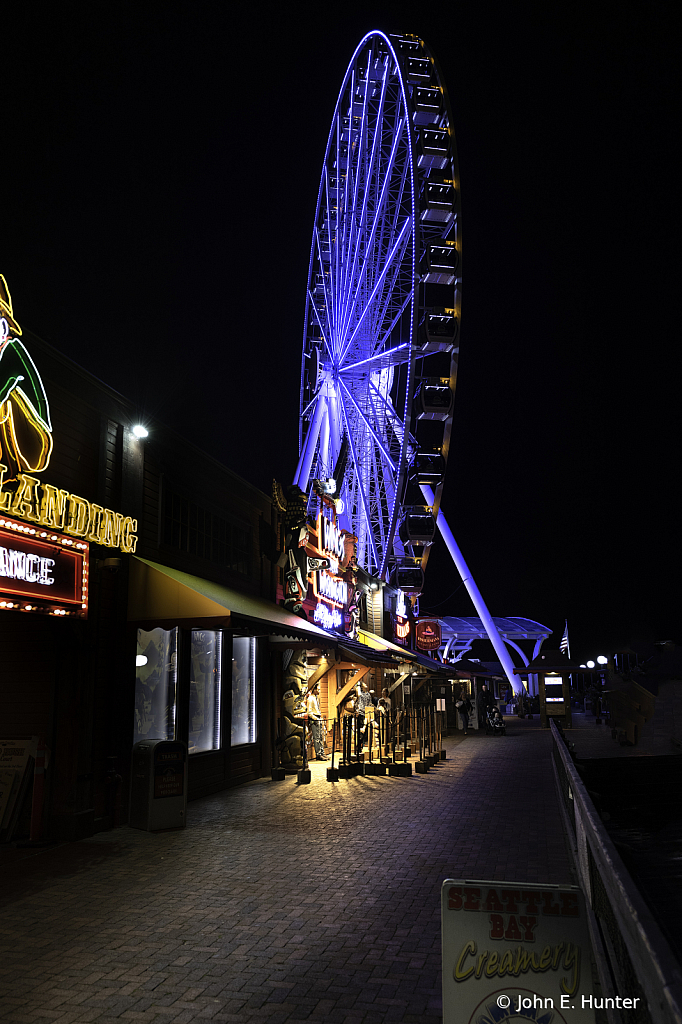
xmin=295 ymin=30 xmax=461 ymax=586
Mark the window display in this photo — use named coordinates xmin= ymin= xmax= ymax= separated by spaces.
xmin=189 ymin=630 xmax=222 ymax=754
xmin=134 ymin=627 xmax=178 ymax=743
xmin=232 ymin=636 xmax=257 ymax=746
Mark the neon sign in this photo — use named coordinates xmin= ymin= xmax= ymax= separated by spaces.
xmin=0 ymin=275 xmax=53 ymax=478
xmin=0 ymin=514 xmax=89 ymax=617
xmin=0 ymin=547 xmax=55 ymax=585
xmin=315 ymin=570 xmax=348 ymax=608
xmin=0 ymin=276 xmax=137 ymax=553
xmin=314 ymin=602 xmax=343 ymax=630
xmin=317 ymin=511 xmax=345 ymax=561
xmin=394 ymin=589 xmax=410 ymax=642
xmin=0 ymin=471 xmax=137 ymax=552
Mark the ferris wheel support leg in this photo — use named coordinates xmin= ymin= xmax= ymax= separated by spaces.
xmin=294 ymin=398 xmax=326 ymax=492
xmin=420 ymin=485 xmax=524 ymax=697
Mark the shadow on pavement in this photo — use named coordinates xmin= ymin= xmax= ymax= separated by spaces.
xmin=0 ymin=836 xmax=129 ymax=908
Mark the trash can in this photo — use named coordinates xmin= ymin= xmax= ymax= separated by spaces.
xmin=129 ymin=739 xmax=187 ymax=831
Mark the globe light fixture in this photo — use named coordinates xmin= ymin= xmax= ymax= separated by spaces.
xmin=597 ymin=655 xmax=608 ymax=665
xmin=132 ymin=424 xmax=148 ymax=438
xmin=586 ymin=660 xmax=595 ymax=669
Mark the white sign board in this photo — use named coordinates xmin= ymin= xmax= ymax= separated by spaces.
xmin=442 ymin=879 xmax=598 ymax=1023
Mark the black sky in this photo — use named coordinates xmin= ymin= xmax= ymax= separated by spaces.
xmin=3 ymin=2 xmax=679 ymax=657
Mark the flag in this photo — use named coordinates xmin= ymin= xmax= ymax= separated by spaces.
xmin=560 ymin=620 xmax=570 ymax=659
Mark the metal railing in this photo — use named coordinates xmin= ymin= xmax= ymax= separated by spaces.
xmin=550 ymin=720 xmax=682 ymax=1024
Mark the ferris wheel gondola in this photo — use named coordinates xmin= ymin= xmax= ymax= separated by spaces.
xmin=295 ymin=31 xmax=461 ymax=588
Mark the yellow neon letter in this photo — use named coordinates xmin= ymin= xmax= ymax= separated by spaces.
xmin=101 ymin=509 xmax=123 ymax=548
xmin=86 ymin=504 xmax=104 ymax=543
xmin=65 ymin=494 xmax=91 ymax=537
xmin=120 ymin=517 xmax=138 ymax=554
xmin=0 ymin=463 xmax=12 ymax=511
xmin=39 ymin=483 xmax=70 ymax=530
xmin=10 ymin=473 xmax=42 ymax=522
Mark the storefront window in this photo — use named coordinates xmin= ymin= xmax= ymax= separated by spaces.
xmin=134 ymin=627 xmax=178 ymax=743
xmin=189 ymin=630 xmax=222 ymax=754
xmin=232 ymin=636 xmax=257 ymax=745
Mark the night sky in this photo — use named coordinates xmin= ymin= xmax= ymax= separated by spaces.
xmin=3 ymin=3 xmax=678 ymax=658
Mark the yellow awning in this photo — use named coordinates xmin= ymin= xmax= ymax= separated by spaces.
xmin=128 ymin=557 xmax=334 ymax=643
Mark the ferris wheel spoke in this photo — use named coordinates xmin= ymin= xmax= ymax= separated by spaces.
xmin=339 ymin=64 xmax=391 ymax=331
xmin=339 ymin=216 xmax=411 ymax=366
xmin=300 ymin=388 xmax=322 ymax=423
xmin=340 ymin=66 xmax=370 ymax=314
xmin=339 ymin=398 xmax=380 ymax=571
xmin=339 ymin=115 xmax=407 ymax=341
xmin=323 ymin=168 xmax=338 ymax=339
xmin=341 ymin=184 xmax=411 ymax=352
xmin=368 ymin=242 xmax=412 ymax=345
xmin=374 ymin=291 xmax=413 ymax=358
xmin=369 ymin=380 xmax=407 ymax=446
xmin=369 ymin=444 xmax=388 ymax=557
xmin=365 ymin=149 xmax=412 ymax=339
xmin=313 ymin=231 xmax=335 ymax=343
xmin=308 ymin=289 xmax=335 ymax=365
xmin=337 ymin=114 xmax=403 ymax=339
xmin=338 ymin=377 xmax=397 ymax=472
xmin=340 ymin=342 xmax=409 ymax=379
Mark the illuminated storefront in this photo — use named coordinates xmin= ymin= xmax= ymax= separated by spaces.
xmin=0 ymin=274 xmax=282 ymax=839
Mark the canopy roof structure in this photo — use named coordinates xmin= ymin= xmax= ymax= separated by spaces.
xmin=436 ymin=616 xmax=553 ymax=666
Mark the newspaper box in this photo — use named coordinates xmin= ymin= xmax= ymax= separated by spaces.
xmin=129 ymin=740 xmax=187 ymax=831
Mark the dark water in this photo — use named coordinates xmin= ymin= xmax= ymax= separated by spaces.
xmin=575 ymin=755 xmax=682 ymax=967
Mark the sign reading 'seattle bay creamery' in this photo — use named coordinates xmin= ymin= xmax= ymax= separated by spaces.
xmin=441 ymin=879 xmax=598 ymax=1023
xmin=0 ymin=275 xmax=137 ymax=555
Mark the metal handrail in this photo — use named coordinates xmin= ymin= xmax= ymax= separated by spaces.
xmin=550 ymin=720 xmax=682 ymax=1024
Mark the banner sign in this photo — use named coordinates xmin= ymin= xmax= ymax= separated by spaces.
xmin=416 ymin=619 xmax=441 ymax=651
xmin=0 ymin=515 xmax=88 ymax=617
xmin=442 ymin=879 xmax=598 ymax=1023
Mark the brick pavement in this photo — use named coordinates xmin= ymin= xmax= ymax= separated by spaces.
xmin=0 ymin=718 xmax=572 ymax=1024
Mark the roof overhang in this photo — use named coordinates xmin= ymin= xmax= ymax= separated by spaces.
xmin=128 ymin=556 xmax=336 ymax=644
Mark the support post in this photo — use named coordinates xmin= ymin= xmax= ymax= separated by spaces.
xmin=421 ymin=484 xmax=523 ymax=697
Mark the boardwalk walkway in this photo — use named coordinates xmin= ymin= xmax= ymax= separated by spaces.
xmin=0 ymin=718 xmax=572 ymax=1024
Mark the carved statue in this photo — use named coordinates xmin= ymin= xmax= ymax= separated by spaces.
xmin=278 ymin=649 xmax=309 ymax=769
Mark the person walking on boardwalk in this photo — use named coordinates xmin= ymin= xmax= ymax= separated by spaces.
xmin=456 ymin=693 xmax=472 ymax=735
xmin=477 ymin=683 xmax=495 ymax=730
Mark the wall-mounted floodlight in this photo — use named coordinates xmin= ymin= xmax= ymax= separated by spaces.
xmin=132 ymin=424 xmax=149 ymax=438
xmin=586 ymin=660 xmax=595 ymax=668
xmin=597 ymin=655 xmax=608 ymax=665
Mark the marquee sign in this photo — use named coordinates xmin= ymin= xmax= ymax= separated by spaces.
xmin=0 ymin=275 xmax=137 ymax=554
xmin=0 ymin=514 xmax=89 ymax=617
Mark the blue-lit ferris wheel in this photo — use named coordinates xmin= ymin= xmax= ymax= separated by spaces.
xmin=295 ymin=31 xmax=461 ymax=584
